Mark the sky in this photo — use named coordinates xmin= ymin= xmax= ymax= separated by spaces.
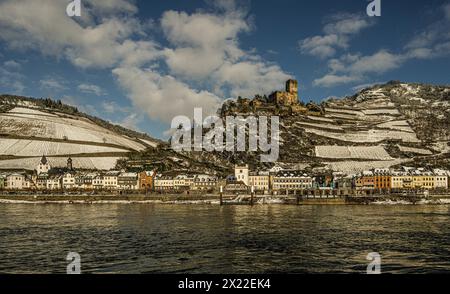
xmin=0 ymin=0 xmax=449 ymax=140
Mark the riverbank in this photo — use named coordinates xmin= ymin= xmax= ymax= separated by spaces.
xmin=1 ymin=194 xmax=450 ymax=205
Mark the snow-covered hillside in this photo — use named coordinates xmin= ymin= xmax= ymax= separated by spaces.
xmin=217 ymin=81 xmax=450 ymax=174
xmin=0 ymin=99 xmax=158 ymax=171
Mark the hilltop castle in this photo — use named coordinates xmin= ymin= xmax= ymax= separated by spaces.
xmin=268 ymin=79 xmax=299 ymax=106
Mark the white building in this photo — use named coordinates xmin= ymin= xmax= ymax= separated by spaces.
xmin=272 ymin=170 xmax=313 ymax=191
xmin=235 ymin=165 xmax=249 ymax=186
xmin=173 ymin=175 xmax=194 ymax=190
xmin=6 ymin=173 xmax=30 ymax=190
xmin=103 ymin=171 xmax=120 ymax=190
xmin=433 ymin=169 xmax=448 ymax=189
xmin=193 ymin=174 xmax=217 ymax=191
xmin=62 ymin=172 xmax=76 ymax=190
xmin=93 ymin=175 xmax=104 ymax=190
xmin=154 ymin=175 xmax=175 ymax=190
xmin=47 ymin=176 xmax=62 ymax=190
xmin=117 ymin=172 xmax=139 ymax=190
xmin=37 ymin=155 xmax=51 ymax=175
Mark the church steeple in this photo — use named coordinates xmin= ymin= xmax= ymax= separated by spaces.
xmin=67 ymin=157 xmax=73 ymax=170
xmin=40 ymin=155 xmax=47 ymax=165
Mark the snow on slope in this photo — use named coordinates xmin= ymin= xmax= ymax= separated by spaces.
xmin=0 ymin=138 xmax=129 ymax=156
xmin=0 ymin=106 xmax=152 ymax=170
xmin=0 ymin=107 xmax=145 ymax=151
xmin=325 ymin=159 xmax=409 ymax=174
xmin=315 ymin=145 xmax=393 ymax=160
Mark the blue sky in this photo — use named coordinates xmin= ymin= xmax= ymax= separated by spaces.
xmin=0 ymin=0 xmax=449 ymax=139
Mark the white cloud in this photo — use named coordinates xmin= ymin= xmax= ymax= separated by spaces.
xmin=39 ymin=78 xmax=67 ymax=92
xmin=0 ymin=60 xmax=24 ymax=93
xmin=3 ymin=60 xmax=21 ymax=70
xmin=115 ymin=112 xmax=142 ymax=131
xmin=160 ymin=8 xmax=249 ymax=80
xmin=313 ymin=50 xmax=402 ymax=87
xmin=313 ymin=74 xmax=361 ymax=88
xmin=299 ymin=13 xmax=374 ymax=59
xmin=213 ymin=60 xmax=291 ymax=97
xmin=0 ymin=0 xmax=158 ymax=69
xmin=0 ymin=68 xmax=25 ymax=94
xmin=78 ymin=83 xmax=107 ymax=96
xmin=0 ymin=0 xmax=290 ymax=125
xmin=113 ymin=67 xmax=221 ymax=123
xmin=311 ymin=5 xmax=450 ymax=88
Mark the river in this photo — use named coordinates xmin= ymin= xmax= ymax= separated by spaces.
xmin=0 ymin=204 xmax=449 ymax=273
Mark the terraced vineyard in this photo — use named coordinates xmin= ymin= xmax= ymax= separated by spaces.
xmin=216 ymin=81 xmax=450 ymax=174
xmin=0 ymin=102 xmax=159 ymax=171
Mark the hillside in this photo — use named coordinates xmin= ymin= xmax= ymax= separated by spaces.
xmin=192 ymin=81 xmax=450 ymax=174
xmin=1 ymin=81 xmax=449 ymax=176
xmin=0 ymin=95 xmax=161 ymax=171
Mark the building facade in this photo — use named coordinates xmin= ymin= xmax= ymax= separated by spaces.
xmin=249 ymin=172 xmax=270 ymax=192
xmin=139 ymin=171 xmax=155 ymax=191
xmin=268 ymin=80 xmax=299 ymax=106
xmin=37 ymin=155 xmax=50 ymax=175
xmin=272 ymin=170 xmax=313 ymax=192
xmin=234 ymin=165 xmax=249 ymax=186
xmin=118 ymin=173 xmax=139 ymax=190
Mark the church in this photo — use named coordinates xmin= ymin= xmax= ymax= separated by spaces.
xmin=37 ymin=155 xmax=50 ymax=175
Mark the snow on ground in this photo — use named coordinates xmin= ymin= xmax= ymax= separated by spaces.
xmin=376 ymin=120 xmax=415 ymax=133
xmin=0 ymin=156 xmax=122 ymax=170
xmin=362 ymin=109 xmax=400 ymax=115
xmin=325 ymin=159 xmax=409 ymax=174
xmin=398 ymin=145 xmax=432 ymax=155
xmin=139 ymin=138 xmax=159 ymax=148
xmin=302 ymin=127 xmax=420 ymax=143
xmin=295 ymin=122 xmax=343 ymax=131
xmin=324 ymin=108 xmax=363 ymax=116
xmin=325 ymin=113 xmax=361 ymax=120
xmin=0 ymin=107 xmax=146 ymax=151
xmin=0 ymin=138 xmax=129 ymax=156
xmin=306 ymin=116 xmax=335 ymax=123
xmin=315 ymin=145 xmax=392 ymax=160
xmin=8 ymin=107 xmax=58 ymax=117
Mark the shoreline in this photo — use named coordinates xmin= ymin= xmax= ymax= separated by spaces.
xmin=1 ymin=194 xmax=450 ymax=205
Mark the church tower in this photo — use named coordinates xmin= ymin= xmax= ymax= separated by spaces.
xmin=67 ymin=157 xmax=73 ymax=171
xmin=37 ymin=155 xmax=50 ymax=175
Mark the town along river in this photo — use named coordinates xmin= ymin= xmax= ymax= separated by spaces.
xmin=0 ymin=203 xmax=449 ymax=273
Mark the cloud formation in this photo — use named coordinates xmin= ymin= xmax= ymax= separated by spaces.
xmin=78 ymin=83 xmax=107 ymax=96
xmin=299 ymin=13 xmax=374 ymax=59
xmin=0 ymin=0 xmax=290 ymax=124
xmin=309 ymin=5 xmax=450 ymax=87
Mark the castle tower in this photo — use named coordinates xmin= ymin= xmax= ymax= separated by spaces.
xmin=286 ymin=79 xmax=298 ymax=98
xmin=37 ymin=155 xmax=50 ymax=175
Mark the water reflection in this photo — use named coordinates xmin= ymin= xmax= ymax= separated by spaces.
xmin=0 ymin=204 xmax=449 ymax=273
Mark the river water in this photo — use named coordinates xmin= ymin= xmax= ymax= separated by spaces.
xmin=0 ymin=204 xmax=449 ymax=274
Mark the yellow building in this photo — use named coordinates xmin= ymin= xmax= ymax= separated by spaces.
xmin=391 ymin=172 xmax=413 ymax=189
xmin=412 ymin=171 xmax=435 ymax=189
xmin=249 ymin=172 xmax=270 ymax=193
